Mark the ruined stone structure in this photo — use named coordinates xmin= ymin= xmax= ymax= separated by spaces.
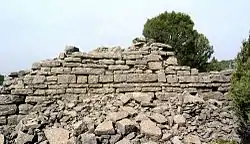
xmin=0 ymin=38 xmax=240 ymax=143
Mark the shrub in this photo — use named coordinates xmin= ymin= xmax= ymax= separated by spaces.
xmin=143 ymin=11 xmax=214 ymax=71
xmin=230 ymin=32 xmax=250 ymax=123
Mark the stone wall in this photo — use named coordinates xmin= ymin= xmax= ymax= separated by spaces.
xmin=0 ymin=38 xmax=240 ymax=143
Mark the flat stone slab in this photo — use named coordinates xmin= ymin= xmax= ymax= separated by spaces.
xmin=140 ymin=119 xmax=162 ymax=139
xmin=94 ymin=120 xmax=115 ymax=135
xmin=44 ymin=128 xmax=70 ymax=144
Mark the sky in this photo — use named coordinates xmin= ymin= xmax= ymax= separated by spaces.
xmin=0 ymin=0 xmax=250 ymax=74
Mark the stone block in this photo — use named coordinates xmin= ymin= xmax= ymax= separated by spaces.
xmin=88 ymin=75 xmax=99 ymax=84
xmin=32 ymin=76 xmax=46 ymax=84
xmin=64 ymin=57 xmax=81 ymax=62
xmin=99 ymin=59 xmax=115 ymax=65
xmin=77 ymin=76 xmax=88 ymax=84
xmin=0 ymin=105 xmax=17 ymax=116
xmin=166 ymin=75 xmax=178 ymax=83
xmin=72 ymin=68 xmax=105 ymax=75
xmin=0 ymin=116 xmax=6 ymax=125
xmin=99 ymin=75 xmax=114 ymax=83
xmin=155 ymin=92 xmax=179 ymax=101
xmin=114 ymin=74 xmax=127 ymax=82
xmin=157 ymin=71 xmax=166 ymax=82
xmin=165 ymin=56 xmax=178 ymax=65
xmin=25 ymin=96 xmax=47 ymax=104
xmin=177 ymin=70 xmax=190 ymax=76
xmin=108 ymin=65 xmax=130 ymax=70
xmin=126 ymin=74 xmax=157 ymax=82
xmin=148 ymin=62 xmax=162 ymax=70
xmin=179 ymin=76 xmax=199 ymax=83
xmin=46 ymin=76 xmax=58 ymax=82
xmin=58 ymin=75 xmax=76 ymax=84
xmin=0 ymin=95 xmax=25 ymax=105
xmin=11 ymin=89 xmax=33 ymax=95
xmin=51 ymin=67 xmax=71 ymax=74
xmin=19 ymin=104 xmax=34 ymax=114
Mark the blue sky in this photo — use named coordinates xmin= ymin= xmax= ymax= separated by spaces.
xmin=0 ymin=0 xmax=250 ymax=74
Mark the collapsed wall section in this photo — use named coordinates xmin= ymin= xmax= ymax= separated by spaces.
xmin=0 ymin=38 xmax=240 ymax=143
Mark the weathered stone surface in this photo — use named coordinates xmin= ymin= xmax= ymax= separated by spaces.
xmin=80 ymin=133 xmax=97 ymax=144
xmin=0 ymin=105 xmax=17 ymax=116
xmin=107 ymin=111 xmax=129 ymax=122
xmin=158 ymin=71 xmax=166 ymax=82
xmin=88 ymin=75 xmax=99 ymax=84
xmin=99 ymin=75 xmax=113 ymax=83
xmin=166 ymin=56 xmax=178 ymax=65
xmin=58 ymin=75 xmax=76 ymax=84
xmin=15 ymin=131 xmax=34 ymax=144
xmin=0 ymin=134 xmax=4 ymax=144
xmin=0 ymin=116 xmax=6 ymax=125
xmin=108 ymin=65 xmax=130 ymax=70
xmin=116 ymin=118 xmax=137 ymax=135
xmin=150 ymin=113 xmax=167 ymax=124
xmin=114 ymin=74 xmax=127 ymax=82
xmin=44 ymin=128 xmax=70 ymax=144
xmin=120 ymin=106 xmax=137 ymax=116
xmin=130 ymin=92 xmax=154 ymax=104
xmin=116 ymin=138 xmax=131 ymax=144
xmin=140 ymin=120 xmax=162 ymax=139
xmin=184 ymin=135 xmax=201 ymax=144
xmin=18 ymin=104 xmax=33 ymax=114
xmin=148 ymin=62 xmax=162 ymax=70
xmin=94 ymin=121 xmax=115 ymax=135
xmin=0 ymin=95 xmax=24 ymax=105
xmin=167 ymin=75 xmax=178 ymax=83
xmin=173 ymin=115 xmax=186 ymax=126
xmin=77 ymin=76 xmax=88 ymax=83
xmin=155 ymin=92 xmax=178 ymax=101
xmin=32 ymin=76 xmax=46 ymax=84
xmin=172 ymin=136 xmax=183 ymax=144
xmin=127 ymin=74 xmax=158 ymax=82
xmin=72 ymin=68 xmax=105 ymax=75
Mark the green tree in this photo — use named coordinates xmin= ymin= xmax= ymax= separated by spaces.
xmin=143 ymin=11 xmax=214 ymax=71
xmin=208 ymin=57 xmax=235 ymax=71
xmin=0 ymin=75 xmax=4 ymax=85
xmin=230 ymin=32 xmax=250 ymax=123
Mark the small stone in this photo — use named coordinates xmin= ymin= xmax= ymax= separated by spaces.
xmin=110 ymin=134 xmax=122 ymax=144
xmin=107 ymin=111 xmax=129 ymax=122
xmin=116 ymin=119 xmax=137 ymax=135
xmin=44 ymin=128 xmax=70 ymax=144
xmin=162 ymin=132 xmax=172 ymax=141
xmin=184 ymin=135 xmax=201 ymax=144
xmin=80 ymin=133 xmax=97 ymax=144
xmin=172 ymin=136 xmax=183 ymax=144
xmin=173 ymin=115 xmax=186 ymax=126
xmin=140 ymin=120 xmax=162 ymax=139
xmin=116 ymin=138 xmax=131 ymax=144
xmin=0 ymin=134 xmax=4 ymax=144
xmin=148 ymin=62 xmax=162 ymax=70
xmin=15 ymin=131 xmax=34 ymax=144
xmin=166 ymin=56 xmax=178 ymax=65
xmin=94 ymin=120 xmax=115 ymax=135
xmin=125 ymin=132 xmax=136 ymax=140
xmin=121 ymin=106 xmax=137 ymax=116
xmin=135 ymin=113 xmax=149 ymax=122
xmin=150 ymin=113 xmax=167 ymax=124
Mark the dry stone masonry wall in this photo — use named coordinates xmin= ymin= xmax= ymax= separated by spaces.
xmin=0 ymin=38 xmax=240 ymax=144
